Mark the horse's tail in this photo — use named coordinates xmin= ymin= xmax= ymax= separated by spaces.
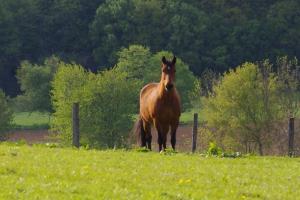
xmin=130 ymin=116 xmax=142 ymax=146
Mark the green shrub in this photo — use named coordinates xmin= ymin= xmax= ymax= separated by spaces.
xmin=203 ymin=62 xmax=282 ymax=155
xmin=14 ymin=56 xmax=60 ymax=113
xmin=207 ymin=142 xmax=223 ymax=156
xmin=51 ymin=63 xmax=140 ymax=148
xmin=0 ymin=90 xmax=13 ymax=140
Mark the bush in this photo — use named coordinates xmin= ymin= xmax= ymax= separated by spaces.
xmin=51 ymin=63 xmax=140 ymax=148
xmin=15 ymin=56 xmax=60 ymax=113
xmin=203 ymin=62 xmax=282 ymax=155
xmin=0 ymin=90 xmax=13 ymax=140
xmin=207 ymin=142 xmax=223 ymax=156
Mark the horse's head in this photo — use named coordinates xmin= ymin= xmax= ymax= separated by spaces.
xmin=161 ymin=56 xmax=176 ymax=92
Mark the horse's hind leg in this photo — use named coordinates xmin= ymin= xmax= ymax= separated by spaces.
xmin=140 ymin=120 xmax=147 ymax=148
xmin=146 ymin=135 xmax=152 ymax=150
xmin=145 ymin=123 xmax=152 ymax=150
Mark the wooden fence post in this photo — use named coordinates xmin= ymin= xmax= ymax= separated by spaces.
xmin=288 ymin=117 xmax=294 ymax=157
xmin=192 ymin=113 xmax=198 ymax=153
xmin=72 ymin=102 xmax=80 ymax=148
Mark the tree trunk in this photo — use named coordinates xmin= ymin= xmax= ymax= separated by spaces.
xmin=258 ymin=141 xmax=263 ymax=156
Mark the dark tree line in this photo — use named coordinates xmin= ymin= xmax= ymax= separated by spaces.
xmin=1 ymin=0 xmax=300 ymax=96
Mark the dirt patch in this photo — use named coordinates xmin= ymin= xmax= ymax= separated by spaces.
xmin=7 ymin=130 xmax=58 ymax=144
xmin=6 ymin=121 xmax=300 ymax=155
xmin=7 ymin=126 xmax=195 ymax=151
xmin=149 ymin=125 xmax=193 ymax=152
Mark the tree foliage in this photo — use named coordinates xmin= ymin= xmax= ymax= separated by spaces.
xmin=14 ymin=56 xmax=60 ymax=112
xmin=115 ymin=45 xmax=197 ymax=109
xmin=115 ymin=45 xmax=152 ymax=81
xmin=1 ymin=0 xmax=300 ymax=96
xmin=0 ymin=90 xmax=13 ymax=140
xmin=51 ymin=63 xmax=139 ymax=148
xmin=203 ymin=62 xmax=282 ymax=155
xmin=276 ymin=56 xmax=300 ymax=117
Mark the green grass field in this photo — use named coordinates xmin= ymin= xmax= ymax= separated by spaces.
xmin=12 ymin=112 xmax=51 ymax=130
xmin=0 ymin=143 xmax=299 ymax=200
xmin=12 ymin=110 xmax=197 ymax=130
xmin=180 ymin=109 xmax=204 ymax=124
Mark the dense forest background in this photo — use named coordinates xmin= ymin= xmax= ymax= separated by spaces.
xmin=1 ymin=0 xmax=300 ymax=96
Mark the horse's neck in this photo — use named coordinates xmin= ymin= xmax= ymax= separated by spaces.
xmin=158 ymin=81 xmax=174 ymax=100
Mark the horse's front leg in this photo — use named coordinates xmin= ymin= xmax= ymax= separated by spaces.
xmin=171 ymin=120 xmax=179 ymax=150
xmin=162 ymin=133 xmax=167 ymax=150
xmin=157 ymin=130 xmax=163 ymax=152
xmin=158 ymin=129 xmax=168 ymax=151
xmin=170 ymin=130 xmax=176 ymax=150
xmin=154 ymin=120 xmax=162 ymax=152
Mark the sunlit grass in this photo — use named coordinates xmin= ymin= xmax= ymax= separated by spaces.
xmin=0 ymin=143 xmax=299 ymax=200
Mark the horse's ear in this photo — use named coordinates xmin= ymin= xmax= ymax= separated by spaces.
xmin=162 ymin=56 xmax=167 ymax=65
xmin=172 ymin=56 xmax=176 ymax=64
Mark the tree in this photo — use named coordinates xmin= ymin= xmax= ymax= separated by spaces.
xmin=0 ymin=0 xmax=104 ymax=96
xmin=0 ymin=90 xmax=13 ymax=140
xmin=15 ymin=56 xmax=60 ymax=113
xmin=199 ymin=68 xmax=220 ymax=97
xmin=82 ymin=69 xmax=139 ymax=148
xmin=203 ymin=62 xmax=281 ymax=155
xmin=188 ymin=79 xmax=202 ymax=113
xmin=165 ymin=0 xmax=208 ymax=74
xmin=115 ymin=45 xmax=151 ymax=80
xmin=276 ymin=56 xmax=300 ymax=117
xmin=2 ymin=0 xmax=300 ymax=97
xmin=0 ymin=0 xmax=23 ymax=96
xmin=266 ymin=0 xmax=300 ymax=59
xmin=51 ymin=63 xmax=139 ymax=148
xmin=115 ymin=45 xmax=197 ymax=109
xmin=90 ymin=0 xmax=136 ymax=66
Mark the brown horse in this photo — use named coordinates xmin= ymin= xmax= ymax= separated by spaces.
xmin=136 ymin=56 xmax=181 ymax=151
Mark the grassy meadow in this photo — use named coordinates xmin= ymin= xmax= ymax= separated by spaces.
xmin=0 ymin=143 xmax=299 ymax=200
xmin=12 ymin=112 xmax=51 ymax=130
xmin=180 ymin=109 xmax=204 ymax=125
xmin=12 ymin=111 xmax=198 ymax=130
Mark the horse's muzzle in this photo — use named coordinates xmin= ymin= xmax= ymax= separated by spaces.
xmin=165 ymin=84 xmax=174 ymax=91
